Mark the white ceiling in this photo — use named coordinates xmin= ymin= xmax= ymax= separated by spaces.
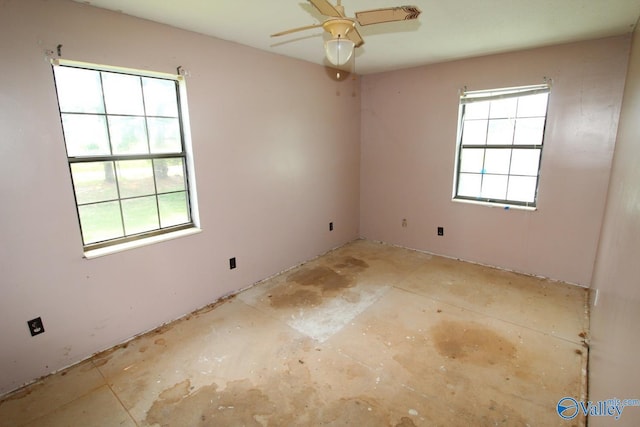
xmin=76 ymin=0 xmax=640 ymax=74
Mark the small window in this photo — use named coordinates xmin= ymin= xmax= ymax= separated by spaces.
xmin=453 ymin=84 xmax=550 ymax=208
xmin=52 ymin=60 xmax=197 ymax=251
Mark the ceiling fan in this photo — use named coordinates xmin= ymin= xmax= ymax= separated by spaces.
xmin=271 ymin=0 xmax=421 ymax=67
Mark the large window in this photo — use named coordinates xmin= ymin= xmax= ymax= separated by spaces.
xmin=453 ymin=84 xmax=550 ymax=208
xmin=52 ymin=61 xmax=196 ymax=251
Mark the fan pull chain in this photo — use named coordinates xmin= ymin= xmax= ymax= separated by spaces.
xmin=337 ymin=34 xmax=342 ymax=79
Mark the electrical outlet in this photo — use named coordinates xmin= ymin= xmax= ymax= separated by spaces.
xmin=229 ymin=257 xmax=236 ymax=270
xmin=402 ymin=219 xmax=407 ymax=228
xmin=437 ymin=227 xmax=444 ymax=236
xmin=329 ymin=222 xmax=333 ymax=231
xmin=28 ymin=317 xmax=45 ymax=336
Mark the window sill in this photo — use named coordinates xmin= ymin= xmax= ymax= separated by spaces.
xmin=452 ymin=198 xmax=537 ymax=211
xmin=83 ymin=227 xmax=202 ymax=259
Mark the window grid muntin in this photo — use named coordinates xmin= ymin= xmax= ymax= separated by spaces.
xmin=454 ymin=87 xmax=549 ymax=207
xmin=54 ymin=64 xmax=193 ymax=250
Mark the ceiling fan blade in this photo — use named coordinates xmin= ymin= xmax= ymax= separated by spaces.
xmin=308 ymin=0 xmax=342 ymax=17
xmin=347 ymin=26 xmax=364 ymax=48
xmin=271 ymin=23 xmax=323 ymax=37
xmin=355 ymin=6 xmax=421 ymax=26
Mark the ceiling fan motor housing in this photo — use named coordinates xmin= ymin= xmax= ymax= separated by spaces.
xmin=322 ymin=18 xmax=356 ymax=39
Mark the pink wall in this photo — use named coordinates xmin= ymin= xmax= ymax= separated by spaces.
xmin=589 ymin=23 xmax=640 ymax=426
xmin=360 ymin=37 xmax=630 ymax=286
xmin=0 ymin=0 xmax=360 ymax=395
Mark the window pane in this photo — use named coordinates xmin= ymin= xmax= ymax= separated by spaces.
xmin=455 ymin=85 xmax=548 ymax=206
xmin=481 ymin=174 xmax=508 ymax=200
xmin=54 ymin=63 xmax=195 ymax=249
xmin=464 ymin=101 xmax=490 ymax=120
xmin=507 ymin=176 xmax=538 ymax=202
xmin=461 ymin=120 xmax=487 ymax=145
xmin=116 ymin=160 xmax=155 ymax=198
xmin=459 ymin=148 xmax=484 ymax=173
xmin=159 ymin=192 xmax=189 ymax=228
xmin=510 ymin=149 xmax=541 ymax=176
xmin=78 ymin=201 xmax=124 ymax=244
xmin=143 ymin=78 xmax=179 ymax=117
xmin=489 ymin=98 xmax=517 ymax=119
xmin=154 ymin=158 xmax=186 ymax=193
xmin=61 ymin=114 xmax=110 ymax=157
xmin=54 ymin=67 xmax=105 ymax=114
xmin=483 ymin=149 xmax=511 ymax=174
xmin=148 ymin=118 xmax=182 ymax=153
xmin=108 ymin=116 xmax=149 ymax=155
xmin=514 ymin=118 xmax=545 ymax=145
xmin=71 ymin=162 xmax=118 ymax=205
xmin=457 ymin=173 xmax=481 ymax=197
xmin=487 ymin=119 xmax=514 ymax=145
xmin=121 ymin=196 xmax=159 ymax=235
xmin=102 ymin=73 xmax=144 ymax=115
xmin=517 ymin=93 xmax=548 ymax=117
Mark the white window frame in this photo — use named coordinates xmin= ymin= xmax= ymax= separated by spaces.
xmin=52 ymin=59 xmax=200 ymax=257
xmin=452 ymin=84 xmax=550 ymax=209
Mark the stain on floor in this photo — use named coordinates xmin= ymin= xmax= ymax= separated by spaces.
xmin=146 ymin=380 xmax=276 ymax=427
xmin=145 ymin=375 xmax=415 ymax=427
xmin=267 ymin=256 xmax=369 ymax=311
xmin=431 ymin=320 xmax=517 ymax=365
xmin=269 ymin=288 xmax=323 ymax=308
xmin=287 ymin=265 xmax=353 ymax=295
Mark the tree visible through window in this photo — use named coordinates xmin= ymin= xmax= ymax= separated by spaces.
xmin=52 ymin=61 xmax=195 ymax=250
xmin=453 ymin=84 xmax=550 ymax=207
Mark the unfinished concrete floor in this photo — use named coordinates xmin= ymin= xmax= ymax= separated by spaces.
xmin=0 ymin=239 xmax=589 ymax=426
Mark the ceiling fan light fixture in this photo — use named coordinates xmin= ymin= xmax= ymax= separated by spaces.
xmin=324 ymin=37 xmax=355 ymax=66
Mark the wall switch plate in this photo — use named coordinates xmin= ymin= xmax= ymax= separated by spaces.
xmin=229 ymin=257 xmax=236 ymax=270
xmin=28 ymin=317 xmax=45 ymax=336
xmin=329 ymin=222 xmax=333 ymax=231
xmin=437 ymin=227 xmax=444 ymax=236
